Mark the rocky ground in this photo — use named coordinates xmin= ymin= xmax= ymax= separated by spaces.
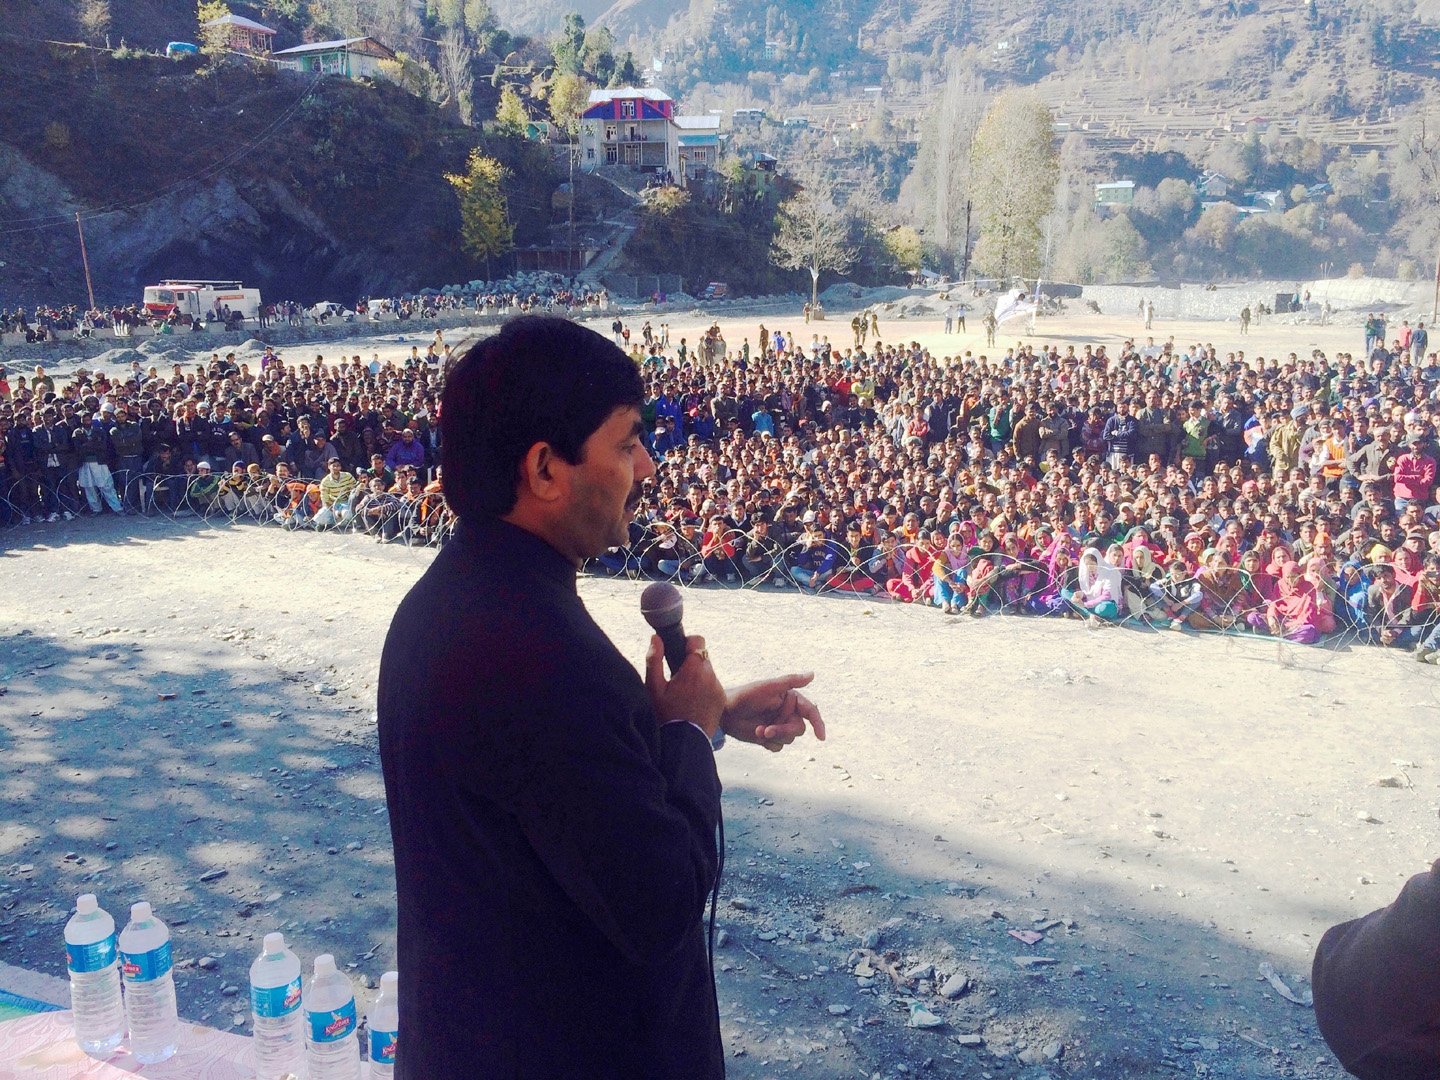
xmin=3 ymin=514 xmax=1438 ymax=1078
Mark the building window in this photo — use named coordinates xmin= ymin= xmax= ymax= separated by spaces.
xmin=586 ymin=147 xmax=595 ymax=160
xmin=621 ymin=100 xmax=636 ymax=119
xmin=605 ymin=146 xmax=618 ymax=164
xmin=605 ymin=125 xmax=616 ymax=142
xmin=693 ymin=149 xmax=709 ymax=163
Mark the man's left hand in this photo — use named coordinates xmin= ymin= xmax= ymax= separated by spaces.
xmin=722 ymin=673 xmax=825 ymax=752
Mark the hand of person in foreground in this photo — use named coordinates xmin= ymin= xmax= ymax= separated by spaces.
xmin=722 ymin=672 xmax=826 ymax=752
xmin=646 ymin=634 xmax=726 ymax=740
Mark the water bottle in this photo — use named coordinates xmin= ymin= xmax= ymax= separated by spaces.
xmin=118 ymin=901 xmax=179 ymax=1064
xmin=304 ymin=954 xmax=360 ymax=1080
xmin=65 ymin=894 xmax=124 ymax=1054
xmin=250 ymin=932 xmax=305 ymax=1080
xmin=366 ymin=971 xmax=397 ymax=1079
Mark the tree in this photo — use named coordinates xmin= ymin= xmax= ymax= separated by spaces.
xmin=446 ymin=150 xmax=514 ymax=277
xmin=77 ymin=0 xmax=112 ymax=46
xmin=551 ymin=11 xmax=586 ymax=75
xmin=968 ymin=89 xmax=1057 ymax=279
xmin=437 ymin=28 xmax=475 ymax=125
xmin=899 ymin=57 xmax=984 ymax=266
xmin=548 ymin=71 xmax=592 ymax=140
xmin=1098 ymin=214 xmax=1150 ymax=280
xmin=771 ymin=172 xmax=857 ymax=308
xmin=495 ymin=84 xmax=528 ymax=136
xmin=197 ymin=0 xmax=231 ymax=62
xmin=463 ymin=0 xmax=496 ymax=40
xmin=883 ymin=226 xmax=925 ymax=277
xmin=1392 ymin=115 xmax=1440 ymax=287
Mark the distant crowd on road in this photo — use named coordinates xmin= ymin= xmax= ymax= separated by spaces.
xmin=0 ymin=281 xmax=609 ymax=344
xmin=2 ymin=311 xmax=1440 ymax=660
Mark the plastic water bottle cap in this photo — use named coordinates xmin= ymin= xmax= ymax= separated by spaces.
xmin=130 ymin=901 xmax=152 ymax=922
xmin=263 ymin=932 xmax=286 ymax=955
xmin=380 ymin=971 xmax=398 ymax=993
xmin=76 ymin=894 xmax=98 ymax=915
xmin=313 ymin=953 xmax=336 ymax=977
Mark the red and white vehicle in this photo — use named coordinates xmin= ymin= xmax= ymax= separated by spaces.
xmin=142 ymin=280 xmax=262 ymax=321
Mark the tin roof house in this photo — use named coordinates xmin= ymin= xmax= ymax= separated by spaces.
xmin=273 ymin=36 xmax=396 ymax=79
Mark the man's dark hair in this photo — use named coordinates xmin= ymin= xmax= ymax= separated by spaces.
xmin=442 ymin=316 xmax=643 ymax=520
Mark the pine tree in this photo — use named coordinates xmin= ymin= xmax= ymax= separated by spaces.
xmin=446 ymin=150 xmax=514 ymax=278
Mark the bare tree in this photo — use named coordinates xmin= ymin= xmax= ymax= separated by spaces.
xmin=437 ymin=28 xmax=475 ymax=126
xmin=1392 ymin=115 xmax=1440 ymax=319
xmin=771 ymin=171 xmax=857 ymax=309
xmin=927 ymin=58 xmax=984 ymax=259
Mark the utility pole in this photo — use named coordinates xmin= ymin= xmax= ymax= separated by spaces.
xmin=1433 ymin=248 xmax=1439 ymax=325
xmin=960 ymin=199 xmax=972 ymax=282
xmin=76 ymin=212 xmax=96 ymax=310
xmin=568 ymin=138 xmax=578 ymax=278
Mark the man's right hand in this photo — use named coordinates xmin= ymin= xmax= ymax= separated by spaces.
xmin=645 ymin=634 xmax=726 ymax=740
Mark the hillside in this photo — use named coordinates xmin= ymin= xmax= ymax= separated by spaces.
xmin=0 ymin=32 xmax=558 ymax=307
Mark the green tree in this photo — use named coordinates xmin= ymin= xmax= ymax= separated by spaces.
xmin=771 ymin=171 xmax=856 ymax=308
xmin=883 ymin=226 xmax=925 ymax=277
xmin=581 ymin=25 xmax=616 ymax=83
xmin=434 ymin=0 xmax=464 ymax=29
xmin=1098 ymin=214 xmax=1150 ymax=280
xmin=551 ymin=11 xmax=586 ymax=75
xmin=197 ymin=0 xmax=231 ymax=62
xmin=463 ymin=0 xmax=496 ymax=39
xmin=495 ymin=84 xmax=528 ymax=136
xmin=446 ymin=150 xmax=514 ymax=277
xmin=969 ymin=89 xmax=1057 ymax=279
xmin=548 ymin=71 xmax=592 ymax=140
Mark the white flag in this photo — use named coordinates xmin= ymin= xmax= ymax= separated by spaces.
xmin=993 ymin=289 xmax=1037 ymax=325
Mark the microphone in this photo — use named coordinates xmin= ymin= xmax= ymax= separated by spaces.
xmin=640 ymin=581 xmax=688 ymax=675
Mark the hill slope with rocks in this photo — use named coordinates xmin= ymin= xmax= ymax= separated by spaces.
xmin=0 ymin=13 xmax=557 ymax=308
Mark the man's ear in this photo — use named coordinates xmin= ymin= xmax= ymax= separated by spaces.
xmin=517 ymin=441 xmax=567 ymax=504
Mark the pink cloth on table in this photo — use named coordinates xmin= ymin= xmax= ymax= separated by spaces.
xmin=0 ymin=1009 xmax=254 ymax=1079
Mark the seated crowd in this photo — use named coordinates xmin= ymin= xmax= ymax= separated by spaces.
xmin=604 ymin=320 xmax=1440 ymax=659
xmin=2 ymin=316 xmax=1439 ymax=658
xmin=0 ymin=350 xmax=449 ymax=545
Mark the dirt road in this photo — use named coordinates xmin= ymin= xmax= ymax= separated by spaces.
xmin=3 ymin=515 xmax=1436 ymax=1076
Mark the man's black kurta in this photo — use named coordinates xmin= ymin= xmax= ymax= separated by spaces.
xmin=1312 ymin=860 xmax=1440 ymax=1079
xmin=378 ymin=517 xmax=724 ymax=1078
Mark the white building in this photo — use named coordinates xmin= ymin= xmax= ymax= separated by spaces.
xmin=578 ymin=87 xmax=722 ymax=186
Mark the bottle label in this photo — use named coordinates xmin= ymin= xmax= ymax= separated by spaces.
xmin=306 ymin=999 xmax=356 ymax=1043
xmin=119 ymin=941 xmax=172 ymax=983
xmin=369 ymin=1029 xmax=397 ymax=1064
xmin=251 ymin=975 xmax=302 ymax=1019
xmin=67 ymin=936 xmax=117 ymax=974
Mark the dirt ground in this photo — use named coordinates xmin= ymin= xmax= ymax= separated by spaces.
xmin=2 ymin=507 xmax=1438 ymax=1078
xmin=3 ymin=302 xmax=1431 ymax=1078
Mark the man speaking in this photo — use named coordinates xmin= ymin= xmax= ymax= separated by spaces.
xmin=378 ymin=317 xmax=824 ymax=1078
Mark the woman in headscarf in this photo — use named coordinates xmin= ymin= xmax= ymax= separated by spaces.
xmin=1121 ymin=525 xmax=1163 ymax=570
xmin=932 ymin=532 xmax=970 ymax=614
xmin=989 ymin=530 xmax=1041 ymax=611
xmin=1189 ymin=548 xmax=1249 ymax=631
xmin=1237 ymin=549 xmax=1274 ymax=622
xmin=1063 ymin=546 xmax=1122 ymax=623
xmin=1249 ymin=560 xmax=1331 ymax=643
xmin=1028 ymin=538 xmax=1077 ymax=617
xmin=1123 ymin=542 xmax=1166 ymax=621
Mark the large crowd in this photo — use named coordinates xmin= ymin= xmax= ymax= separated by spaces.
xmin=2 ymin=312 xmax=1439 ymax=660
xmin=0 ymin=281 xmax=608 ymax=342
